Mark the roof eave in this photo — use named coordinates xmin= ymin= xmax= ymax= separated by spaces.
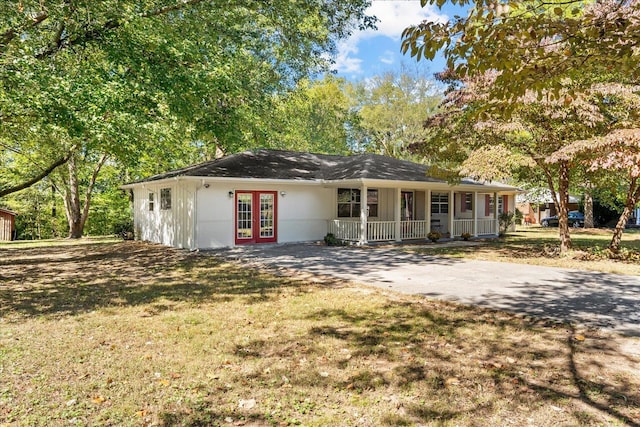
xmin=121 ymin=175 xmax=325 ymax=189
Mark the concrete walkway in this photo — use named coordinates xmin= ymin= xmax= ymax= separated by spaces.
xmin=212 ymin=243 xmax=640 ymax=336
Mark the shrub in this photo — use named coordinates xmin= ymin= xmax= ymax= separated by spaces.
xmin=427 ymin=231 xmax=442 ymax=242
xmin=324 ymin=233 xmax=344 ymax=246
xmin=514 ymin=209 xmax=524 ymax=225
xmin=461 ymin=232 xmax=472 ymax=241
xmin=499 ymin=211 xmax=515 ymax=236
xmin=113 ymin=218 xmax=134 ymax=240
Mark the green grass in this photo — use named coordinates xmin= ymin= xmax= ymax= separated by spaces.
xmin=405 ymin=227 xmax=640 ymax=275
xmin=0 ymin=240 xmax=639 ymax=426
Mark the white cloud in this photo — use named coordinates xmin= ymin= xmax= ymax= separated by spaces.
xmin=379 ymin=50 xmax=395 ymax=65
xmin=333 ymin=0 xmax=448 ymax=74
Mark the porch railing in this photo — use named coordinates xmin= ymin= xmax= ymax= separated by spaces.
xmin=327 ymin=220 xmax=360 ymax=241
xmin=368 ymin=221 xmax=395 ymax=241
xmin=452 ymin=219 xmax=474 ymax=237
xmin=401 ymin=220 xmax=428 ymax=240
xmin=477 ymin=219 xmax=498 ymax=236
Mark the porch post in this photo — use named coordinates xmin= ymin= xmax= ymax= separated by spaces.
xmin=426 ymin=189 xmax=431 ymax=233
xmin=360 ymin=184 xmax=368 ymax=244
xmin=449 ymin=189 xmax=455 ymax=237
xmin=494 ymin=191 xmax=499 ymax=236
xmin=395 ymin=187 xmax=402 ymax=242
xmin=473 ymin=191 xmax=478 ymax=237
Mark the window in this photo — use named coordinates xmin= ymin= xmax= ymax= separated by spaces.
xmin=148 ymin=192 xmax=155 ymax=211
xmin=337 ymin=188 xmax=378 ymax=218
xmin=367 ymin=189 xmax=378 ymax=217
xmin=497 ymin=195 xmax=503 ymax=214
xmin=160 ymin=188 xmax=171 ymax=210
xmin=463 ymin=192 xmax=472 ymax=211
xmin=431 ymin=193 xmax=449 ymax=214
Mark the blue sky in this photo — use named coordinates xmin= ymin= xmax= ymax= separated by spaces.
xmin=333 ymin=0 xmax=460 ymax=81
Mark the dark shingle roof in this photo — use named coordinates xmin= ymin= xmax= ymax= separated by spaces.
xmin=128 ymin=149 xmax=489 ymax=186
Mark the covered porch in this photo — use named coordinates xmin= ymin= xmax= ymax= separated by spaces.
xmin=327 ymin=185 xmax=508 ymax=244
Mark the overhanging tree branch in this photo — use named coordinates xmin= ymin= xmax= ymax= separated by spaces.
xmin=35 ymin=0 xmax=207 ymax=59
xmin=0 ymin=149 xmax=73 ymax=197
xmin=0 ymin=11 xmax=48 ymax=52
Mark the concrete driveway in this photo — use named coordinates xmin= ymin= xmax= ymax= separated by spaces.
xmin=212 ymin=243 xmax=640 ymax=336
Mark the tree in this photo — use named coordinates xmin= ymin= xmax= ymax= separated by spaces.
xmin=1 ymin=0 xmax=376 ymax=190
xmin=417 ymin=71 xmax=638 ymax=252
xmin=348 ymin=64 xmax=441 ymax=157
xmin=1 ymin=0 xmax=375 ymax=237
xmin=550 ymin=128 xmax=640 ymax=251
xmin=402 ymin=0 xmax=640 ymax=251
xmin=265 ymin=75 xmax=358 ymax=155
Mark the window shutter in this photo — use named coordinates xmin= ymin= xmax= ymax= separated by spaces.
xmin=461 ymin=192 xmax=466 ymax=212
xmin=503 ymin=195 xmax=509 ymax=213
xmin=485 ymin=195 xmax=490 ymax=216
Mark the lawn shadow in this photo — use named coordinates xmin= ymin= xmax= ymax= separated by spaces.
xmin=225 ymin=300 xmax=640 ymax=426
xmin=0 ymin=241 xmax=305 ymax=319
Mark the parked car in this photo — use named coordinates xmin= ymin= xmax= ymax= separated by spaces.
xmin=541 ymin=211 xmax=585 ymax=227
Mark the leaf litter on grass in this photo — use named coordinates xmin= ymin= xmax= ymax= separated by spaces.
xmin=0 ymin=240 xmax=638 ymax=426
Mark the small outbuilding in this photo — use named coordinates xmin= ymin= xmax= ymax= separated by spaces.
xmin=0 ymin=208 xmax=17 ymax=241
xmin=122 ymin=149 xmax=520 ymax=249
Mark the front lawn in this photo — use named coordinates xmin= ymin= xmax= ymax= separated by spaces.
xmin=407 ymin=227 xmax=640 ymax=275
xmin=0 ymin=240 xmax=638 ymax=426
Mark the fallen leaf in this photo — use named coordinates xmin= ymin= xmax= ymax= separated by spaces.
xmin=136 ymin=410 xmax=148 ymax=417
xmin=319 ymin=371 xmax=329 ymax=378
xmin=170 ymin=372 xmax=181 ymax=379
xmin=158 ymin=379 xmax=170 ymax=386
xmin=574 ymin=335 xmax=585 ymax=341
xmin=91 ymin=395 xmax=106 ymax=404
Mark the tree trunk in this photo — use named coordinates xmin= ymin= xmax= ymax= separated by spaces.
xmin=63 ymin=153 xmax=108 ymax=239
xmin=64 ymin=155 xmax=84 ymax=238
xmin=557 ymin=161 xmax=572 ymax=253
xmin=584 ymin=188 xmax=594 ymax=228
xmin=609 ymin=177 xmax=640 ymax=252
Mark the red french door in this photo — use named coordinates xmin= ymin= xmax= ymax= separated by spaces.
xmin=235 ymin=191 xmax=277 ymax=245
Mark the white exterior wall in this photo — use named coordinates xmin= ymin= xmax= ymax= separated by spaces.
xmin=132 ymin=181 xmax=196 ymax=249
xmin=195 ymin=185 xmax=235 ymax=248
xmin=129 ymin=177 xmax=519 ymax=249
xmin=196 ymin=182 xmax=334 ymax=249
xmin=375 ymin=188 xmax=395 ymax=221
xmin=277 ymin=184 xmax=334 ymax=244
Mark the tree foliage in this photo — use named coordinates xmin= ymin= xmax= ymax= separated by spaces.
xmin=349 ymin=64 xmax=442 ymax=158
xmin=265 ymin=75 xmax=357 ymax=155
xmin=402 ymin=0 xmax=640 ymax=101
xmin=404 ymin=0 xmax=640 ymax=251
xmin=0 ymin=0 xmax=375 ymax=237
xmin=417 ymin=70 xmax=640 ymax=252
